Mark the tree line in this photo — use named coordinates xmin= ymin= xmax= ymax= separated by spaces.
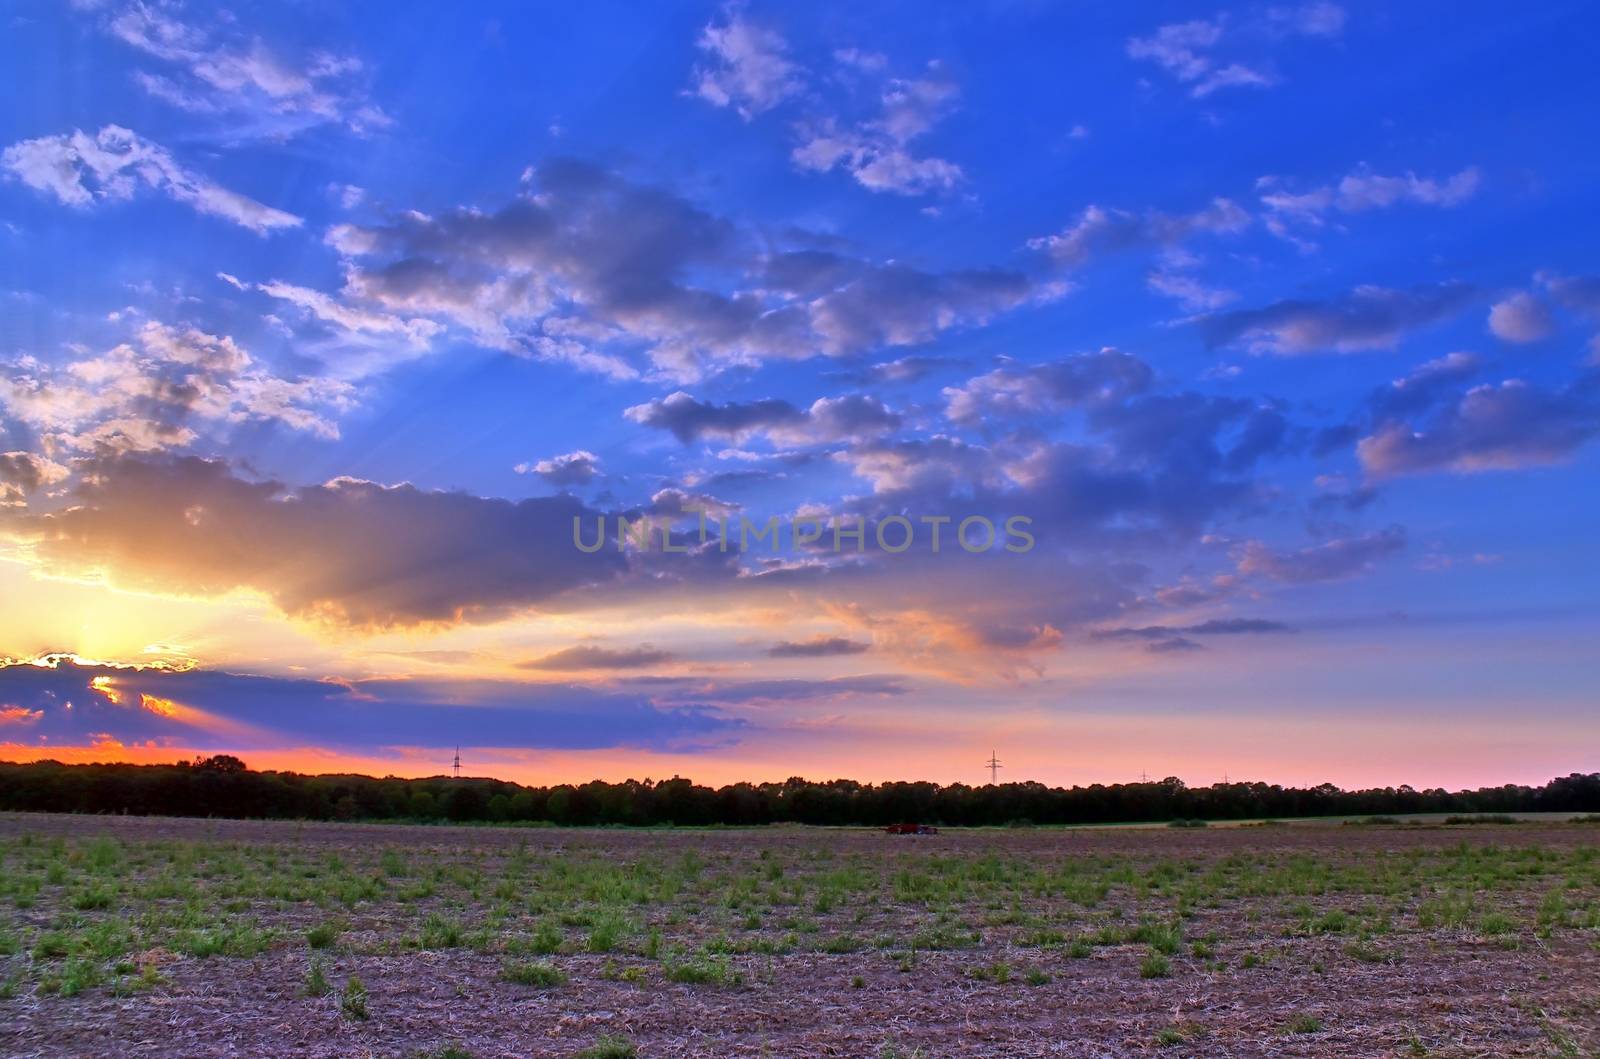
xmin=1 ymin=757 xmax=1597 ymax=827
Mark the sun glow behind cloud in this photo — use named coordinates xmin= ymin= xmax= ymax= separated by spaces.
xmin=0 ymin=1 xmax=1597 ymax=789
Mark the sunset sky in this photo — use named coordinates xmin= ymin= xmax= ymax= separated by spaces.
xmin=1 ymin=1 xmax=1597 ymax=790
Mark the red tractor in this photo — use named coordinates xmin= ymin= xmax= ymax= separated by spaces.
xmin=884 ymin=822 xmax=939 ymax=835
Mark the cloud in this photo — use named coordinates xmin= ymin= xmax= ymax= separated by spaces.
xmin=1127 ymin=20 xmax=1239 ymax=92
xmin=836 ymin=436 xmax=1011 ymax=497
xmin=255 ymin=280 xmax=442 ymax=348
xmin=0 ymin=451 xmax=70 ymax=508
xmin=1147 ymin=269 xmax=1238 ymax=311
xmin=646 ymin=487 xmax=739 ymax=520
xmin=799 ymin=261 xmax=1041 ymax=355
xmin=837 ymin=355 xmax=966 ymax=386
xmin=1540 ymin=272 xmax=1600 ymax=318
xmin=1369 ymin=352 xmax=1483 ymax=418
xmin=516 ymin=450 xmax=600 ymax=486
xmin=1487 ymin=291 xmax=1555 ymax=343
xmin=0 ymin=454 xmax=629 ymax=628
xmin=626 ymin=391 xmax=899 ymax=445
xmin=792 ymin=62 xmax=964 ymax=195
xmin=2 ymin=126 xmax=301 ymax=233
xmin=1259 ymin=166 xmax=1481 ymax=248
xmin=1127 ymin=5 xmax=1343 ymax=99
xmin=1094 ymin=617 xmax=1295 ymax=639
xmin=1536 ymin=272 xmax=1600 ymax=352
xmin=1091 ymin=616 xmax=1294 ymax=653
xmin=98 ymin=3 xmax=390 ymax=137
xmin=822 ymin=357 xmax=1296 ymax=558
xmin=1028 ymin=199 xmax=1250 ymax=270
xmin=326 ymin=159 xmax=1040 ymax=379
xmin=626 ymin=393 xmax=802 ymax=443
xmin=0 ymin=656 xmax=739 ymax=754
xmin=1358 ymin=375 xmax=1600 ymax=477
xmin=1235 ymin=527 xmax=1407 ymax=583
xmin=520 ymin=645 xmax=675 ymax=671
xmin=0 ymin=320 xmax=352 ymax=454
xmin=690 ymin=6 xmax=803 ymax=119
xmin=1332 ymin=167 xmax=1479 ymax=211
xmin=842 ymin=393 xmax=1289 ymax=546
xmin=687 ymin=14 xmax=965 ymax=197
xmin=648 ymin=674 xmax=906 ymax=704
xmin=766 ymin=635 xmax=871 ymax=658
xmin=943 ymin=350 xmax=1154 ymax=424
xmin=1260 ymin=166 xmax=1479 ymax=218
xmin=1200 ymin=283 xmax=1475 ymax=354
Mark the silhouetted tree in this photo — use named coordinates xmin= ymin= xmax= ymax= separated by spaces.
xmin=0 ymin=761 xmax=1594 ymax=827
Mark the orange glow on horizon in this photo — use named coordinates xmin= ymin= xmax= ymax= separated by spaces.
xmin=2 ymin=724 xmax=1594 ymax=794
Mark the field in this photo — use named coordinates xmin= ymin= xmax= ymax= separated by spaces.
xmin=2 ymin=813 xmax=1598 ymax=1058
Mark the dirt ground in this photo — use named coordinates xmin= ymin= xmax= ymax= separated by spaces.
xmin=1 ymin=813 xmax=1597 ymax=1058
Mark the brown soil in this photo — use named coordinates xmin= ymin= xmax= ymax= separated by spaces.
xmin=2 ymin=813 xmax=1596 ymax=1059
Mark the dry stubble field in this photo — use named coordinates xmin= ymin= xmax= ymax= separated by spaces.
xmin=1 ymin=812 xmax=1598 ymax=1058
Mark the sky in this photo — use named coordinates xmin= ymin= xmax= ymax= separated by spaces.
xmin=0 ymin=0 xmax=1597 ymax=791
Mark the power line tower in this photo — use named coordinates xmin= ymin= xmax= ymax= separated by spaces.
xmin=985 ymin=750 xmax=1003 ymax=785
xmin=452 ymin=746 xmax=462 ymax=779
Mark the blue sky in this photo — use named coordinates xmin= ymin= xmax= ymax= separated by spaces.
xmin=0 ymin=1 xmax=1596 ymax=788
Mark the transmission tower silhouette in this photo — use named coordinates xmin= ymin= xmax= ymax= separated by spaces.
xmin=452 ymin=746 xmax=462 ymax=779
xmin=985 ymin=750 xmax=1003 ymax=785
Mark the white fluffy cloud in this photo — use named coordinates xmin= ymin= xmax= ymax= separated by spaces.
xmin=516 ymin=450 xmax=601 ymax=486
xmin=2 ymin=126 xmax=301 ymax=234
xmin=791 ymin=62 xmax=965 ymax=196
xmin=1358 ymin=377 xmax=1599 ymax=477
xmin=1201 ymin=283 xmax=1475 ymax=355
xmin=0 ymin=451 xmax=70 ymax=508
xmin=1127 ymin=5 xmax=1344 ymax=99
xmin=322 ymin=160 xmax=1041 ymax=381
xmin=942 ymin=350 xmax=1153 ymax=424
xmin=0 ymin=321 xmax=352 ymax=454
xmin=690 ymin=7 xmax=803 ymax=119
xmin=255 ymin=280 xmax=442 ymax=348
xmin=1487 ymin=291 xmax=1555 ymax=343
xmin=688 ymin=13 xmax=965 ymax=197
xmin=1259 ymin=166 xmax=1480 ymax=248
xmin=1028 ymin=199 xmax=1250 ymax=269
xmin=99 ymin=3 xmax=390 ymax=137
